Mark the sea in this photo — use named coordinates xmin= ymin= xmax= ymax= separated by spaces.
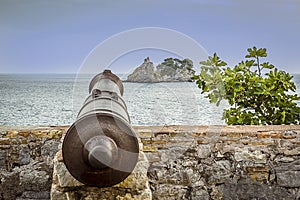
xmin=0 ymin=73 xmax=299 ymax=126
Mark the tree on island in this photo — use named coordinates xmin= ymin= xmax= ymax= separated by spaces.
xmin=158 ymin=58 xmax=194 ymax=72
xmin=192 ymin=47 xmax=300 ymax=125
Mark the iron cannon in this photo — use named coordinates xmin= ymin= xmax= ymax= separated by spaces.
xmin=62 ymin=70 xmax=139 ymax=187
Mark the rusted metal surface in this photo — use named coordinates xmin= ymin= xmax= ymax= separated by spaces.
xmin=62 ymin=70 xmax=139 ymax=187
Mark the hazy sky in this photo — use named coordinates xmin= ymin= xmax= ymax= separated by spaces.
xmin=0 ymin=0 xmax=299 ymax=73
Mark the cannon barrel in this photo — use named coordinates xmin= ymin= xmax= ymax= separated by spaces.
xmin=62 ymin=70 xmax=139 ymax=187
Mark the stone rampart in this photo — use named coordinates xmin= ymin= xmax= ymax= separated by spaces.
xmin=0 ymin=125 xmax=299 ymax=200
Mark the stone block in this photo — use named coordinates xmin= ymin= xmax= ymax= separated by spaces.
xmin=191 ymin=188 xmax=209 ymax=200
xmin=0 ymin=138 xmax=11 ymax=145
xmin=271 ymin=132 xmax=283 ymax=139
xmin=143 ymin=145 xmax=158 ymax=152
xmin=51 ymin=146 xmax=151 ymax=200
xmin=32 ymin=130 xmax=48 ymax=138
xmin=280 ymin=146 xmax=300 ymax=156
xmin=250 ymin=141 xmax=274 ymax=146
xmin=257 ymin=132 xmax=271 ymax=139
xmin=18 ymin=131 xmax=30 ymax=137
xmin=114 ymin=152 xmax=150 ymax=190
xmin=18 ymin=144 xmax=30 ymax=166
xmin=144 ymin=152 xmax=160 ymax=163
xmin=197 ymin=139 xmax=209 ymax=144
xmin=234 ymin=148 xmax=267 ymax=164
xmin=282 ymin=130 xmax=298 ymax=139
xmin=152 ymin=185 xmax=189 ymax=200
xmin=48 ymin=130 xmax=63 ymax=139
xmin=41 ymin=140 xmax=60 ymax=158
xmin=18 ymin=191 xmax=50 ymax=199
xmin=277 ymin=171 xmax=300 ymax=187
xmin=275 ymin=156 xmax=295 ymax=163
xmin=0 ymin=150 xmax=6 ymax=169
xmin=5 ymin=130 xmax=18 ymax=138
xmin=276 ymin=160 xmax=300 ymax=188
xmin=138 ymin=129 xmax=153 ymax=138
xmin=221 ymin=179 xmax=294 ymax=200
xmin=246 ymin=166 xmax=269 ymax=182
xmin=19 ymin=168 xmax=50 ymax=191
xmin=206 ymin=160 xmax=232 ymax=184
xmin=53 ymin=157 xmax=83 ymax=188
xmin=227 ymin=132 xmax=244 ymax=138
xmin=196 ymin=144 xmax=211 ymax=159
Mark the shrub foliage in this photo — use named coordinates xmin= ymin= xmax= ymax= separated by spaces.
xmin=193 ymin=47 xmax=300 ymax=125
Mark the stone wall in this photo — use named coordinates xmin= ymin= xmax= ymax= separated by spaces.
xmin=0 ymin=125 xmax=299 ymax=200
xmin=140 ymin=125 xmax=300 ymax=200
xmin=0 ymin=127 xmax=65 ymax=200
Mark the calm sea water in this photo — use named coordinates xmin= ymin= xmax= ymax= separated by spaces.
xmin=0 ymin=74 xmax=299 ymax=126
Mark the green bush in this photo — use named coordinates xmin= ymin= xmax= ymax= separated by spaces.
xmin=193 ymin=47 xmax=300 ymax=125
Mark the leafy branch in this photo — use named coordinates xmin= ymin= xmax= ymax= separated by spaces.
xmin=193 ymin=46 xmax=300 ymax=125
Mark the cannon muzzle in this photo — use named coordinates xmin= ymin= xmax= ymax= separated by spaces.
xmin=62 ymin=70 xmax=139 ymax=187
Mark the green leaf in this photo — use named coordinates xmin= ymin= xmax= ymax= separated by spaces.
xmin=261 ymin=62 xmax=274 ymax=69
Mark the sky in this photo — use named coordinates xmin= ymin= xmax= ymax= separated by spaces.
xmin=0 ymin=0 xmax=299 ymax=74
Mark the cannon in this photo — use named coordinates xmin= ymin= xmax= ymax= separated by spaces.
xmin=62 ymin=70 xmax=139 ymax=187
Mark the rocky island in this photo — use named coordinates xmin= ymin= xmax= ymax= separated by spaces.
xmin=126 ymin=57 xmax=195 ymax=82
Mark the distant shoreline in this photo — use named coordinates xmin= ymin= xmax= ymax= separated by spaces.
xmin=122 ymin=79 xmax=194 ymax=83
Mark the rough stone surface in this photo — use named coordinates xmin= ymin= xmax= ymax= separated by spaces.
xmin=143 ymin=125 xmax=300 ymax=200
xmin=126 ymin=59 xmax=159 ymax=82
xmin=50 ymin=146 xmax=151 ymax=200
xmin=221 ymin=179 xmax=292 ymax=200
xmin=0 ymin=125 xmax=300 ymax=199
xmin=276 ymin=160 xmax=300 ymax=187
xmin=0 ymin=127 xmax=65 ymax=200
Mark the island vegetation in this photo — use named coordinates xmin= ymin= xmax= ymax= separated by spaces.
xmin=126 ymin=57 xmax=195 ymax=82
